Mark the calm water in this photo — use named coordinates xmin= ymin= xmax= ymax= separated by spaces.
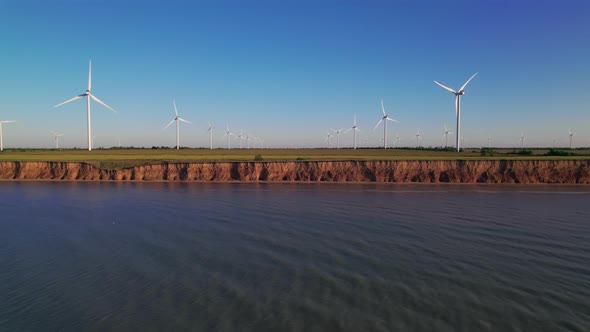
xmin=0 ymin=182 xmax=589 ymax=331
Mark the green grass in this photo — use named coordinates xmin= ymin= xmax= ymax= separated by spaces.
xmin=0 ymin=148 xmax=589 ymax=170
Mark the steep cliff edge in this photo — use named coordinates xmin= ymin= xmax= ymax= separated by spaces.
xmin=0 ymin=160 xmax=589 ymax=183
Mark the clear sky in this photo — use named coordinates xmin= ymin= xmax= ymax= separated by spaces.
xmin=0 ymin=0 xmax=588 ymax=149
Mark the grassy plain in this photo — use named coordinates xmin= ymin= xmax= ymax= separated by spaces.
xmin=0 ymin=148 xmax=589 ymax=170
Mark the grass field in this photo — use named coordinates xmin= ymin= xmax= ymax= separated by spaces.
xmin=1 ymin=148 xmax=589 ymax=170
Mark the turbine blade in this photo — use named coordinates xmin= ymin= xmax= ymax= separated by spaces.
xmin=178 ymin=117 xmax=191 ymax=124
xmin=434 ymin=80 xmax=457 ymax=94
xmin=88 ymin=59 xmax=92 ymax=91
xmin=163 ymin=119 xmax=175 ymax=129
xmin=173 ymin=99 xmax=179 ymax=116
xmin=90 ymin=94 xmax=115 ymax=112
xmin=459 ymin=72 xmax=478 ymax=92
xmin=381 ymin=99 xmax=386 ymax=116
xmin=343 ymin=128 xmax=352 ymax=134
xmin=355 ymin=128 xmax=361 ymax=132
xmin=373 ymin=119 xmax=383 ymax=130
xmin=54 ymin=94 xmax=84 ymax=108
xmin=386 ymin=117 xmax=398 ymax=123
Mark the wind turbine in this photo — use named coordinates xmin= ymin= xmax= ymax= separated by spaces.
xmin=245 ymin=133 xmax=252 ymax=149
xmin=487 ymin=136 xmax=491 ymax=149
xmin=393 ymin=133 xmax=401 ymax=147
xmin=344 ymin=115 xmax=361 ymax=149
xmin=442 ymin=124 xmax=453 ymax=148
xmin=224 ymin=124 xmax=234 ymax=149
xmin=163 ymin=100 xmax=191 ymax=150
xmin=373 ymin=99 xmax=398 ymax=149
xmin=51 ymin=130 xmax=64 ymax=149
xmin=0 ymin=120 xmax=16 ymax=151
xmin=54 ymin=60 xmax=116 ymax=151
xmin=330 ymin=128 xmax=346 ymax=149
xmin=415 ymin=129 xmax=422 ymax=148
xmin=207 ymin=122 xmax=214 ymax=149
xmin=434 ymin=72 xmax=478 ymax=152
xmin=520 ymin=133 xmax=525 ymax=149
xmin=325 ymin=131 xmax=333 ymax=148
xmin=552 ymin=137 xmax=557 ymax=148
xmin=569 ymin=129 xmax=575 ymax=149
xmin=237 ymin=129 xmax=245 ymax=149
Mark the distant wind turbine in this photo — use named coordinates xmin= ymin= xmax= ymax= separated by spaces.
xmin=552 ymin=137 xmax=557 ymax=148
xmin=569 ymin=129 xmax=575 ymax=149
xmin=442 ymin=124 xmax=453 ymax=148
xmin=207 ymin=122 xmax=214 ymax=150
xmin=0 ymin=120 xmax=16 ymax=151
xmin=237 ymin=129 xmax=245 ymax=149
xmin=487 ymin=136 xmax=491 ymax=149
xmin=54 ymin=59 xmax=116 ymax=151
xmin=520 ymin=133 xmax=525 ymax=149
xmin=374 ymin=99 xmax=398 ymax=149
xmin=344 ymin=115 xmax=361 ymax=149
xmin=415 ymin=129 xmax=422 ymax=148
xmin=163 ymin=100 xmax=191 ymax=150
xmin=434 ymin=72 xmax=478 ymax=152
xmin=393 ymin=133 xmax=401 ymax=147
xmin=224 ymin=124 xmax=234 ymax=149
xmin=51 ymin=130 xmax=64 ymax=149
xmin=331 ymin=128 xmax=346 ymax=149
xmin=325 ymin=131 xmax=333 ymax=148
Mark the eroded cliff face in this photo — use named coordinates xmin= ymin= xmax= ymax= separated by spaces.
xmin=0 ymin=160 xmax=589 ymax=183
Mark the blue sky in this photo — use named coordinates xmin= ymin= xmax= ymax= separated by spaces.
xmin=0 ymin=0 xmax=588 ymax=148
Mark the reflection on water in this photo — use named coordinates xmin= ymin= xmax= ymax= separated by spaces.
xmin=1 ymin=182 xmax=589 ymax=331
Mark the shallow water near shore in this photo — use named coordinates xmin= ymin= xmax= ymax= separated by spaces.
xmin=1 ymin=182 xmax=589 ymax=331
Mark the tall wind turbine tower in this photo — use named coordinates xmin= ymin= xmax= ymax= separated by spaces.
xmin=520 ymin=133 xmax=525 ymax=149
xmin=163 ymin=100 xmax=192 ymax=149
xmin=0 ymin=120 xmax=16 ymax=151
xmin=54 ymin=60 xmax=116 ymax=151
xmin=569 ymin=129 xmax=575 ymax=149
xmin=374 ymin=99 xmax=398 ymax=149
xmin=434 ymin=72 xmax=478 ymax=152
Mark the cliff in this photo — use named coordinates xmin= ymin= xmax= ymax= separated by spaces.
xmin=0 ymin=160 xmax=589 ymax=183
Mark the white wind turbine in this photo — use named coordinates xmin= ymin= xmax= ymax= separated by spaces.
xmin=163 ymin=100 xmax=192 ymax=150
xmin=54 ymin=60 xmax=116 ymax=151
xmin=325 ymin=131 xmax=333 ymax=148
xmin=434 ymin=72 xmax=478 ymax=152
xmin=51 ymin=130 xmax=64 ymax=149
xmin=415 ymin=129 xmax=422 ymax=148
xmin=442 ymin=124 xmax=453 ymax=148
xmin=552 ymin=137 xmax=557 ymax=148
xmin=0 ymin=120 xmax=16 ymax=151
xmin=207 ymin=122 xmax=214 ymax=150
xmin=487 ymin=136 xmax=491 ymax=149
xmin=344 ymin=115 xmax=361 ymax=149
xmin=393 ymin=133 xmax=401 ymax=147
xmin=569 ymin=129 xmax=575 ymax=149
xmin=224 ymin=124 xmax=234 ymax=149
xmin=330 ymin=128 xmax=346 ymax=149
xmin=374 ymin=99 xmax=398 ymax=149
xmin=520 ymin=133 xmax=525 ymax=149
xmin=237 ymin=129 xmax=245 ymax=149
xmin=245 ymin=133 xmax=252 ymax=149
